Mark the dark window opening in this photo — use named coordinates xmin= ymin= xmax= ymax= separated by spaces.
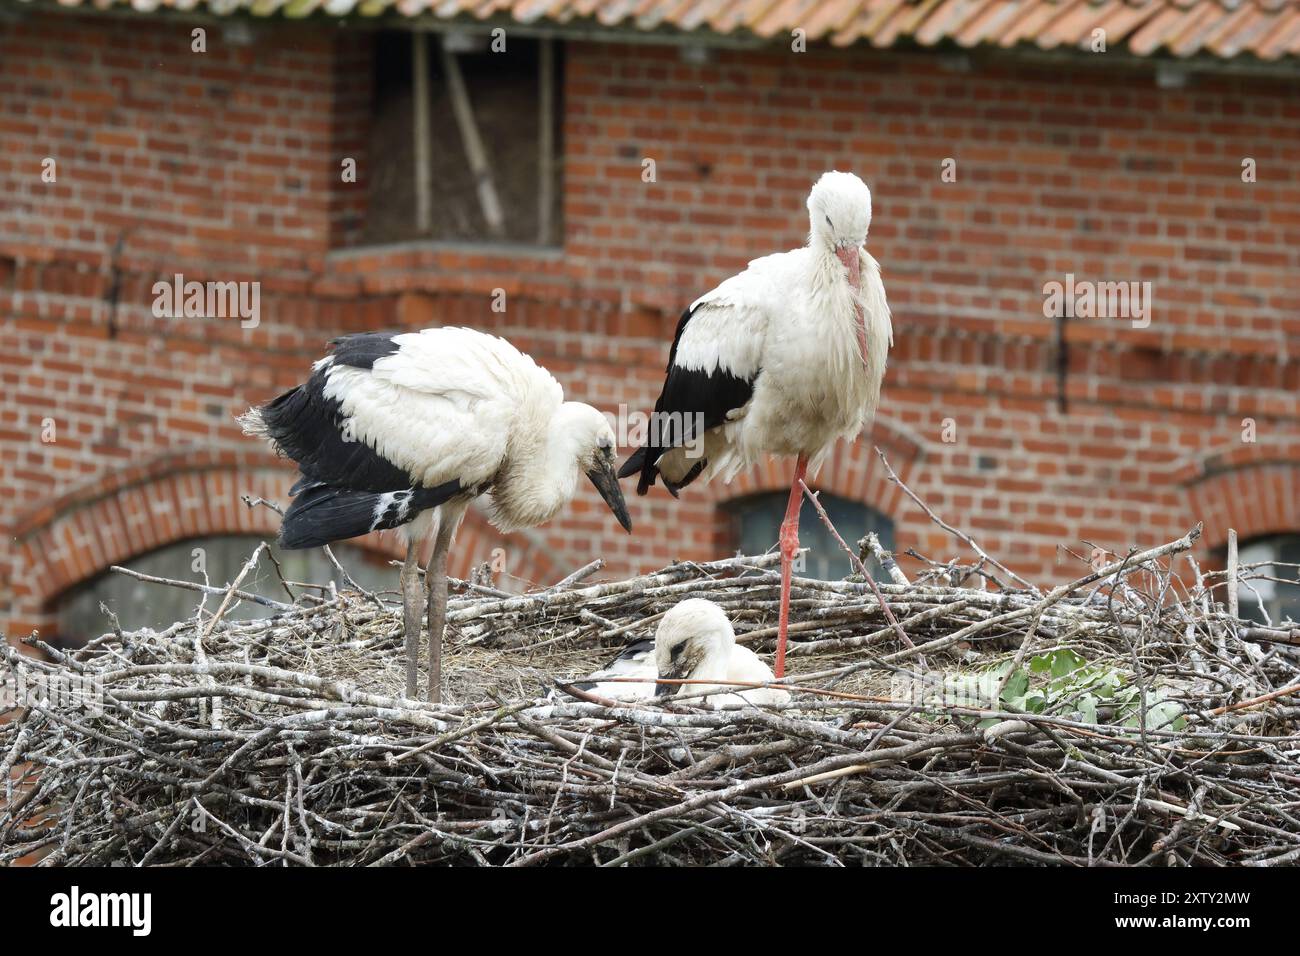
xmin=362 ymin=31 xmax=562 ymax=247
xmin=55 ymin=536 xmax=395 ymax=646
xmin=728 ymin=493 xmax=896 ymax=582
xmin=1231 ymin=534 xmax=1300 ymax=627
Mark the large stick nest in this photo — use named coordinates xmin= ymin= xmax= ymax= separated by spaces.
xmin=3 ymin=527 xmax=1300 ymax=866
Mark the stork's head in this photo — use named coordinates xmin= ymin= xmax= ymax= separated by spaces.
xmin=808 ymin=171 xmax=873 ymax=286
xmin=653 ymin=598 xmax=735 ymax=698
xmin=559 ymin=402 xmax=632 ymax=533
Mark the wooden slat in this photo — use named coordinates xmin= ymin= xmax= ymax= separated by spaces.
xmin=412 ymin=31 xmax=433 ymax=234
xmin=440 ymin=37 xmax=506 ymax=237
xmin=537 ymin=38 xmax=555 ymax=245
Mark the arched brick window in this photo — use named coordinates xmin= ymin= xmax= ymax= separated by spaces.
xmin=57 ymin=536 xmax=394 ymax=643
xmin=1183 ymin=457 xmax=1300 ymax=627
xmin=726 ymin=492 xmax=895 ymax=581
xmin=6 ymin=461 xmax=563 ymax=644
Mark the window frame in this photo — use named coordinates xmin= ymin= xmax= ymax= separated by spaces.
xmin=352 ymin=29 xmax=564 ymax=251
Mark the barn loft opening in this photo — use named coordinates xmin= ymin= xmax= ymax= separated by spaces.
xmin=362 ymin=30 xmax=563 ymax=247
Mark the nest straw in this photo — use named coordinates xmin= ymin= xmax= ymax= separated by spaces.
xmin=3 ymin=470 xmax=1300 ymax=866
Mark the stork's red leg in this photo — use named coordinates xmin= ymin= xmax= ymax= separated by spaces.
xmin=776 ymin=454 xmax=808 ymax=678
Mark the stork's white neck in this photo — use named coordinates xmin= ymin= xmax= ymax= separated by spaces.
xmin=804 ymin=245 xmax=866 ymax=358
xmin=809 ymin=243 xmax=853 ymax=289
xmin=766 ymin=241 xmax=892 ymax=445
xmin=486 ymin=405 xmax=585 ymax=534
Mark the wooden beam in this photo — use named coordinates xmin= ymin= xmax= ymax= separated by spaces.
xmin=440 ymin=37 xmax=504 ymax=237
xmin=412 ymin=31 xmax=433 ymax=234
xmin=537 ymin=38 xmax=555 ymax=245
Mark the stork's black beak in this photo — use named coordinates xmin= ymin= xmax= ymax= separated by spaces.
xmin=655 ymin=656 xmax=690 ymax=697
xmin=588 ymin=458 xmax=632 ymax=533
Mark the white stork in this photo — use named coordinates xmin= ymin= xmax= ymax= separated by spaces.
xmin=569 ymin=598 xmax=788 ymax=708
xmin=619 ymin=171 xmax=892 ymax=677
xmin=240 ymin=327 xmax=632 ymax=703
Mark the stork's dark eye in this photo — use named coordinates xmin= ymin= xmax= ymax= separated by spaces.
xmin=670 ymin=643 xmax=684 ymax=660
xmin=825 ymin=215 xmax=834 ymax=228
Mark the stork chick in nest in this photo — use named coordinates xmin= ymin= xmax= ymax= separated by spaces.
xmin=569 ymin=599 xmax=789 ymax=708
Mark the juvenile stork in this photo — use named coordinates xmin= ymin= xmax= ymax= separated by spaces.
xmin=619 ymin=171 xmax=892 ymax=677
xmin=568 ymin=599 xmax=788 ymax=708
xmin=241 ymin=327 xmax=632 ymax=702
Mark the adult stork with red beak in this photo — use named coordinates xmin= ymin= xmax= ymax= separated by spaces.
xmin=620 ymin=171 xmax=892 ymax=677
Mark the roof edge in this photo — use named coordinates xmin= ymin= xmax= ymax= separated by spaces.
xmin=4 ymin=0 xmax=1300 ymax=73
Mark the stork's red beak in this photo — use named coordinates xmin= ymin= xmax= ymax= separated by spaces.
xmin=836 ymin=245 xmax=861 ymax=290
xmin=836 ymin=246 xmax=869 ymax=369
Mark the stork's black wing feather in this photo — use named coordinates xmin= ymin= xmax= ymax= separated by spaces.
xmin=257 ymin=368 xmax=411 ymax=494
xmin=618 ymin=305 xmax=755 ymax=496
xmin=329 ymin=331 xmax=403 ymax=370
xmin=279 ymin=480 xmax=462 ymax=550
xmin=254 ymin=332 xmax=460 ymax=549
xmin=569 ymin=638 xmax=656 ymax=692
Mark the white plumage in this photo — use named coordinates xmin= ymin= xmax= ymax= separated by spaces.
xmin=315 ymin=329 xmax=544 ymax=499
xmin=569 ymin=599 xmax=789 ymax=709
xmin=652 ymin=174 xmax=893 ymax=488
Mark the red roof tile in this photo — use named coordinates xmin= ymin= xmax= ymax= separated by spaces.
xmin=9 ymin=0 xmax=1300 ymax=59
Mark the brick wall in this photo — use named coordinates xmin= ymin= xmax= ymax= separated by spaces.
xmin=2 ymin=8 xmax=1299 ymax=643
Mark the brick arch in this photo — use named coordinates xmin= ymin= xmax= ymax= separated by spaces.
xmin=695 ymin=416 xmax=926 ymax=555
xmin=1186 ymin=461 xmax=1300 ymax=553
xmin=1172 ymin=434 xmax=1300 ymax=488
xmin=10 ymin=458 xmax=287 ymax=626
xmin=5 ymin=457 xmax=559 ymax=640
xmin=707 ymin=416 xmax=925 ymax=515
